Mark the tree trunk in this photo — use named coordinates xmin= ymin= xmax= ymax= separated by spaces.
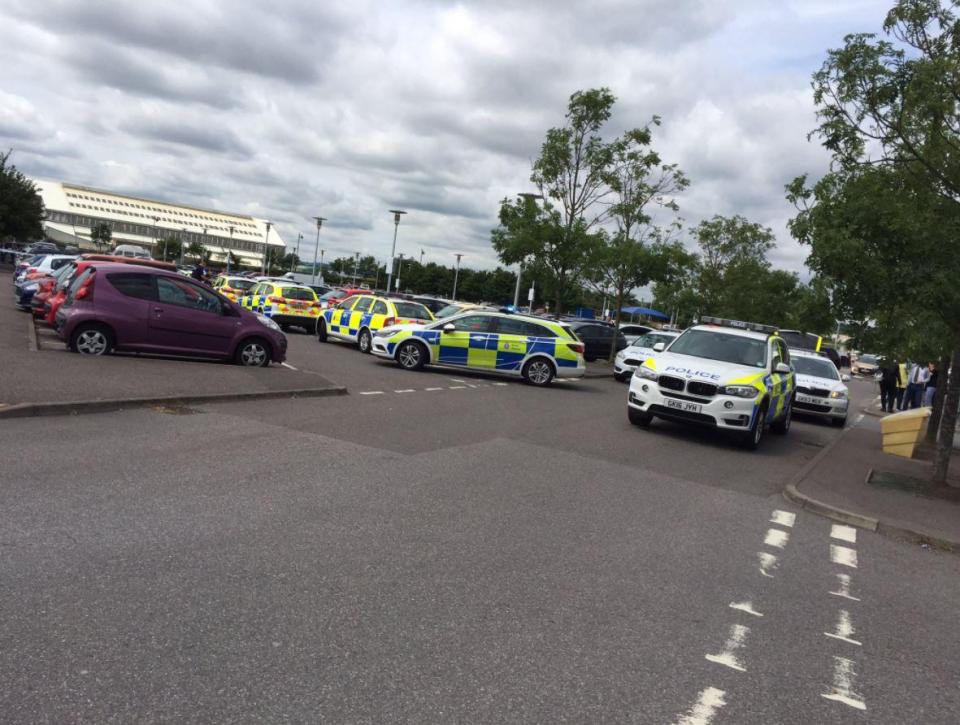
xmin=609 ymin=285 xmax=624 ymax=363
xmin=925 ymin=354 xmax=951 ymax=444
xmin=932 ymin=344 xmax=960 ymax=487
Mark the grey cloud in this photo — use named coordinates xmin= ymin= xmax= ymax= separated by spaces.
xmin=121 ymin=118 xmax=251 ymax=156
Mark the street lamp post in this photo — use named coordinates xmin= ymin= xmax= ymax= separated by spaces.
xmin=386 ymin=209 xmax=407 ymax=294
xmin=261 ymin=222 xmax=272 ymax=275
xmin=452 ymin=253 xmax=464 ymax=300
xmin=420 ymin=248 xmax=424 ymax=265
xmin=312 ymin=216 xmax=327 ymax=285
xmin=294 ymin=232 xmax=302 ymax=274
xmin=227 ymin=225 xmax=235 ymax=273
xmin=179 ymin=228 xmax=187 ymax=266
xmin=514 ymin=193 xmax=543 ymax=308
xmin=153 ymin=216 xmax=164 ymax=260
xmin=352 ymin=252 xmax=361 ymax=286
xmin=396 ymin=253 xmax=405 ymax=291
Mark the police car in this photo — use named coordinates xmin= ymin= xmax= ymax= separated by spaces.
xmin=627 ymin=317 xmax=795 ymax=449
xmin=614 ymin=329 xmax=680 ymax=382
xmin=237 ymin=280 xmax=320 ymax=332
xmin=371 ymin=310 xmax=586 ymax=386
xmin=317 ymin=294 xmax=435 ymax=353
xmin=790 ymin=349 xmax=849 ymax=427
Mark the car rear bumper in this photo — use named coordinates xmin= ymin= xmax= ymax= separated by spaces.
xmin=269 ymin=313 xmax=318 ymax=328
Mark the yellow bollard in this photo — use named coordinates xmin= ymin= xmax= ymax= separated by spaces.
xmin=880 ymin=408 xmax=931 ymax=458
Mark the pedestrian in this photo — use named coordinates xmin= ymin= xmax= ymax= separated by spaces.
xmin=896 ymin=360 xmax=908 ymax=410
xmin=879 ymin=359 xmax=898 ymax=413
xmin=191 ymin=264 xmax=205 ymax=283
xmin=924 ymin=362 xmax=938 ymax=407
xmin=903 ymin=361 xmax=930 ymax=410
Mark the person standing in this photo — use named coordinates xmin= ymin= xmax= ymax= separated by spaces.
xmin=904 ymin=361 xmax=930 ymax=409
xmin=879 ymin=359 xmax=898 ymax=413
xmin=896 ymin=360 xmax=909 ymax=410
xmin=924 ymin=362 xmax=938 ymax=407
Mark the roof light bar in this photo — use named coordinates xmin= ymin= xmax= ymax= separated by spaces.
xmin=700 ymin=316 xmax=779 ymax=335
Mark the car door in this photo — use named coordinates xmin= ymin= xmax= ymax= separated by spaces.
xmin=578 ymin=325 xmax=603 ymax=360
xmin=768 ymin=338 xmax=791 ymax=419
xmin=490 ymin=316 xmax=534 ymax=371
xmin=438 ymin=314 xmax=495 ymax=367
xmin=327 ymin=296 xmax=358 ymax=339
xmin=148 ymin=275 xmax=238 ymax=355
xmin=102 ymin=272 xmax=156 ymax=350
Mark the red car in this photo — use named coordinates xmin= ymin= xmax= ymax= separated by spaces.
xmin=318 ymin=287 xmax=370 ymax=309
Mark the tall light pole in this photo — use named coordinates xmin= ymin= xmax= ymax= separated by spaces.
xmin=452 ymin=253 xmax=464 ymax=300
xmin=352 ymin=252 xmax=361 ymax=286
xmin=153 ymin=216 xmax=164 ymax=260
xmin=261 ymin=221 xmax=272 ymax=275
xmin=179 ymin=227 xmax=187 ymax=266
xmin=420 ymin=248 xmax=424 ymax=265
xmin=311 ymin=216 xmax=326 ymax=285
xmin=395 ymin=253 xmax=405 ymax=291
xmin=294 ymin=232 xmax=302 ymax=273
xmin=386 ymin=209 xmax=407 ymax=294
xmin=227 ymin=225 xmax=235 ymax=273
xmin=514 ymin=193 xmax=543 ymax=308
xmin=201 ymin=227 xmax=208 ymax=268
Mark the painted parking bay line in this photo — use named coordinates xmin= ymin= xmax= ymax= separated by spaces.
xmin=705 ymin=624 xmax=749 ymax=672
xmin=822 ymin=656 xmax=867 ymax=711
xmin=424 ymin=387 xmax=444 ymax=391
xmin=764 ymin=528 xmax=790 ymax=549
xmin=770 ymin=509 xmax=796 ymax=528
xmin=830 ymin=545 xmax=858 ymax=568
xmin=359 ymin=391 xmax=385 ymax=396
xmin=830 ymin=524 xmax=857 ymax=543
xmin=673 ymin=687 xmax=727 ymax=725
xmin=394 ymin=389 xmax=416 ymax=394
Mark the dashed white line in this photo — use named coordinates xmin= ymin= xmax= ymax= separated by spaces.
xmin=448 ymin=385 xmax=467 ymax=390
xmin=424 ymin=387 xmax=444 ymax=391
xmin=830 ymin=573 xmax=861 ymax=601
xmin=492 ymin=382 xmax=509 ymax=386
xmin=830 ymin=545 xmax=858 ymax=568
xmin=394 ymin=389 xmax=415 ymax=394
xmin=824 ymin=609 xmax=862 ymax=646
xmin=466 ymin=383 xmax=478 ymax=388
xmin=758 ymin=552 xmax=778 ymax=578
xmin=764 ymin=528 xmax=790 ymax=549
xmin=830 ymin=524 xmax=857 ymax=543
xmin=449 ymin=378 xmax=466 ymax=383
xmin=770 ymin=509 xmax=796 ymax=528
xmin=705 ymin=624 xmax=749 ymax=672
xmin=729 ymin=600 xmax=764 ymax=617
xmin=359 ymin=391 xmax=384 ymax=396
xmin=854 ymin=413 xmax=865 ymax=425
xmin=822 ymin=656 xmax=867 ymax=711
xmin=280 ymin=362 xmax=299 ymax=371
xmin=673 ymin=687 xmax=727 ymax=725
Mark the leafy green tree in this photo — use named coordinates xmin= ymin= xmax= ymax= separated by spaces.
xmin=89 ymin=222 xmax=112 ymax=252
xmin=185 ymin=241 xmax=205 ymax=263
xmin=693 ymin=215 xmax=776 ymax=316
xmin=152 ymin=235 xmax=181 ymax=262
xmin=0 ymin=150 xmax=44 ymax=242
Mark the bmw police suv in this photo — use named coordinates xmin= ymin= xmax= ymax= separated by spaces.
xmin=627 ymin=317 xmax=795 ymax=449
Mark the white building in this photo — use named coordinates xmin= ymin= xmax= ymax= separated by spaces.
xmin=33 ymin=179 xmax=285 ymax=268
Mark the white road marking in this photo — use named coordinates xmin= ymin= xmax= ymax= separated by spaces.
xmin=466 ymin=383 xmax=478 ymax=388
xmin=821 ymin=656 xmax=867 ymax=711
xmin=824 ymin=609 xmax=862 ymax=646
xmin=830 ymin=573 xmax=861 ymax=601
xmin=492 ymin=382 xmax=509 ymax=386
xmin=758 ymin=552 xmax=778 ymax=578
xmin=359 ymin=391 xmax=384 ymax=396
xmin=830 ymin=524 xmax=857 ymax=543
xmin=280 ymin=362 xmax=298 ymax=371
xmin=770 ymin=510 xmax=796 ymax=528
xmin=854 ymin=413 xmax=865 ymax=425
xmin=729 ymin=601 xmax=764 ymax=617
xmin=394 ymin=389 xmax=415 ymax=394
xmin=705 ymin=624 xmax=749 ymax=672
xmin=830 ymin=545 xmax=858 ymax=568
xmin=424 ymin=387 xmax=444 ymax=391
xmin=448 ymin=385 xmax=467 ymax=390
xmin=450 ymin=378 xmax=466 ymax=383
xmin=764 ymin=529 xmax=790 ymax=549
xmin=673 ymin=687 xmax=727 ymax=725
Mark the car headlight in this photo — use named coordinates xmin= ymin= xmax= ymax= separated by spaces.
xmin=616 ymin=351 xmax=625 ymax=360
xmin=719 ymin=385 xmax=760 ymax=398
xmin=256 ymin=314 xmax=282 ymax=332
xmin=636 ymin=366 xmax=658 ymax=380
xmin=830 ymin=390 xmax=847 ymax=399
xmin=374 ymin=329 xmax=394 ymax=338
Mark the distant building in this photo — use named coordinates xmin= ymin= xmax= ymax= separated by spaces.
xmin=33 ymin=179 xmax=284 ymax=267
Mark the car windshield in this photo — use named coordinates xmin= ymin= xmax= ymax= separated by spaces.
xmin=859 ymin=354 xmax=877 ymax=364
xmin=669 ymin=329 xmax=767 ymax=368
xmin=394 ymin=302 xmax=433 ymax=320
xmin=435 ymin=303 xmax=466 ymax=318
xmin=230 ymin=279 xmax=254 ymax=291
xmin=319 ymin=290 xmax=344 ymax=301
xmin=634 ymin=332 xmax=676 ymax=349
xmin=281 ymin=287 xmax=315 ymax=301
xmin=793 ymin=356 xmax=839 ymax=380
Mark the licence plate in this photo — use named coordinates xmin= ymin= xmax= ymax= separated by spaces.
xmin=796 ymin=394 xmax=821 ymax=405
xmin=291 ymin=301 xmax=307 ymax=310
xmin=666 ymin=398 xmax=702 ymax=414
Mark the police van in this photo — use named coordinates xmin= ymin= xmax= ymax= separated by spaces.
xmin=627 ymin=316 xmax=795 ymax=449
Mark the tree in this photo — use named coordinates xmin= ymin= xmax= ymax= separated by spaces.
xmin=0 ymin=150 xmax=44 ymax=242
xmin=89 ymin=222 xmax=113 ymax=252
xmin=693 ymin=215 xmax=776 ymax=315
xmin=152 ymin=235 xmax=181 ymax=262
xmin=185 ymin=241 xmax=205 ymax=263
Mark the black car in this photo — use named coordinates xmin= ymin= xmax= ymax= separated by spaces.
xmin=411 ymin=296 xmax=450 ymax=314
xmin=24 ymin=241 xmax=61 ymax=255
xmin=308 ymin=284 xmax=333 ymax=297
xmin=565 ymin=319 xmax=628 ymax=361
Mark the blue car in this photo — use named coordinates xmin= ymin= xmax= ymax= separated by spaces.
xmin=14 ymin=278 xmax=41 ymax=310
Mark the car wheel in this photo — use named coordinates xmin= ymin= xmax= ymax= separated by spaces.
xmin=771 ymin=399 xmax=792 ymax=435
xmin=628 ymin=407 xmax=653 ymax=427
xmin=396 ymin=340 xmax=427 ymax=370
xmin=316 ymin=318 xmax=328 ymax=343
xmin=522 ymin=357 xmax=555 ymax=386
xmin=741 ymin=406 xmax=766 ymax=450
xmin=70 ymin=323 xmax=113 ymax=356
xmin=832 ymin=416 xmax=847 ymax=427
xmin=279 ymin=323 xmax=291 ymax=332
xmin=358 ymin=328 xmax=372 ymax=354
xmin=235 ymin=338 xmax=271 ymax=367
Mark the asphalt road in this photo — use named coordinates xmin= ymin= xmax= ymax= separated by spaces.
xmin=2 ymin=333 xmax=958 ymax=723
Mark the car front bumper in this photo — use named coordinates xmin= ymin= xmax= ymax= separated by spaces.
xmin=793 ymin=394 xmax=848 ymax=419
xmin=627 ymin=375 xmax=760 ymax=431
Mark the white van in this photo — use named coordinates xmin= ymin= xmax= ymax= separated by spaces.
xmin=112 ymin=244 xmax=151 ymax=259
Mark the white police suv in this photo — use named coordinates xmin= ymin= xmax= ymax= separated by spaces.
xmin=627 ymin=317 xmax=795 ymax=449
xmin=790 ymin=349 xmax=849 ymax=427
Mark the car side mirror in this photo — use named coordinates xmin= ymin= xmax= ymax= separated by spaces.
xmin=442 ymin=322 xmax=456 ymax=333
xmin=842 ymin=374 xmax=851 ymax=382
xmin=652 ymin=342 xmax=665 ymax=352
xmin=775 ymin=362 xmax=791 ymax=374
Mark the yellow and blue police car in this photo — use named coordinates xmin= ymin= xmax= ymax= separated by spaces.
xmin=627 ymin=316 xmax=796 ymax=449
xmin=317 ymin=294 xmax=435 ymax=353
xmin=237 ymin=280 xmax=320 ymax=332
xmin=370 ymin=310 xmax=586 ymax=386
xmin=211 ymin=275 xmax=255 ymax=302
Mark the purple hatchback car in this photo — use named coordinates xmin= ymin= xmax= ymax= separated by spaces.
xmin=55 ymin=263 xmax=287 ymax=366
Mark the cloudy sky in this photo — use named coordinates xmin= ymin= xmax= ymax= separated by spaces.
xmin=0 ymin=0 xmax=889 ymax=272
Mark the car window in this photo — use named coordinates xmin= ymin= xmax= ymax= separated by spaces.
xmin=393 ymin=302 xmax=432 ymax=320
xmin=496 ymin=317 xmax=555 ymax=337
xmin=336 ymin=296 xmax=358 ymax=310
xmin=771 ymin=340 xmax=784 ymax=370
xmin=107 ymin=273 xmax=156 ymax=301
xmin=232 ymin=279 xmax=254 ymax=291
xmin=793 ymin=355 xmax=839 ymax=379
xmin=353 ymin=297 xmax=374 ymax=313
xmin=51 ymin=258 xmax=71 ymax=270
xmin=65 ymin=267 xmax=94 ymax=302
xmin=156 ymin=276 xmax=222 ymax=313
xmin=447 ymin=314 xmax=493 ymax=332
xmin=435 ymin=303 xmax=465 ymax=318
xmin=372 ymin=300 xmax=388 ymax=315
xmin=281 ymin=287 xmax=316 ymax=301
xmin=779 ymin=340 xmax=790 ymax=366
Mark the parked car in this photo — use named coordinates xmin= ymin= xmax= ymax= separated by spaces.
xmin=410 ymin=296 xmax=451 ymax=314
xmin=30 ymin=263 xmax=76 ymax=318
xmin=851 ymin=353 xmax=879 ymax=376
xmin=318 ymin=287 xmax=370 ymax=308
xmin=23 ymin=241 xmax=61 ymax=256
xmin=565 ymin=319 xmax=628 ymax=361
xmin=55 ymin=263 xmax=287 ymax=366
xmin=111 ymin=244 xmax=152 ymax=259
xmin=13 ymin=254 xmax=44 ymax=279
xmin=619 ymin=323 xmax=652 ymax=344
xmin=307 ymin=284 xmax=333 ymax=298
xmin=14 ymin=254 xmax=76 ymax=283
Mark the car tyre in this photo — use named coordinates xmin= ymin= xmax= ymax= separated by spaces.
xmin=279 ymin=323 xmax=291 ymax=332
xmin=522 ymin=357 xmax=555 ymax=386
xmin=396 ymin=340 xmax=427 ymax=370
xmin=628 ymin=407 xmax=653 ymax=427
xmin=771 ymin=400 xmax=792 ymax=435
xmin=741 ymin=406 xmax=766 ymax=450
xmin=358 ymin=328 xmax=372 ymax=354
xmin=70 ymin=323 xmax=113 ymax=356
xmin=235 ymin=337 xmax=271 ymax=367
xmin=316 ymin=318 xmax=328 ymax=343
